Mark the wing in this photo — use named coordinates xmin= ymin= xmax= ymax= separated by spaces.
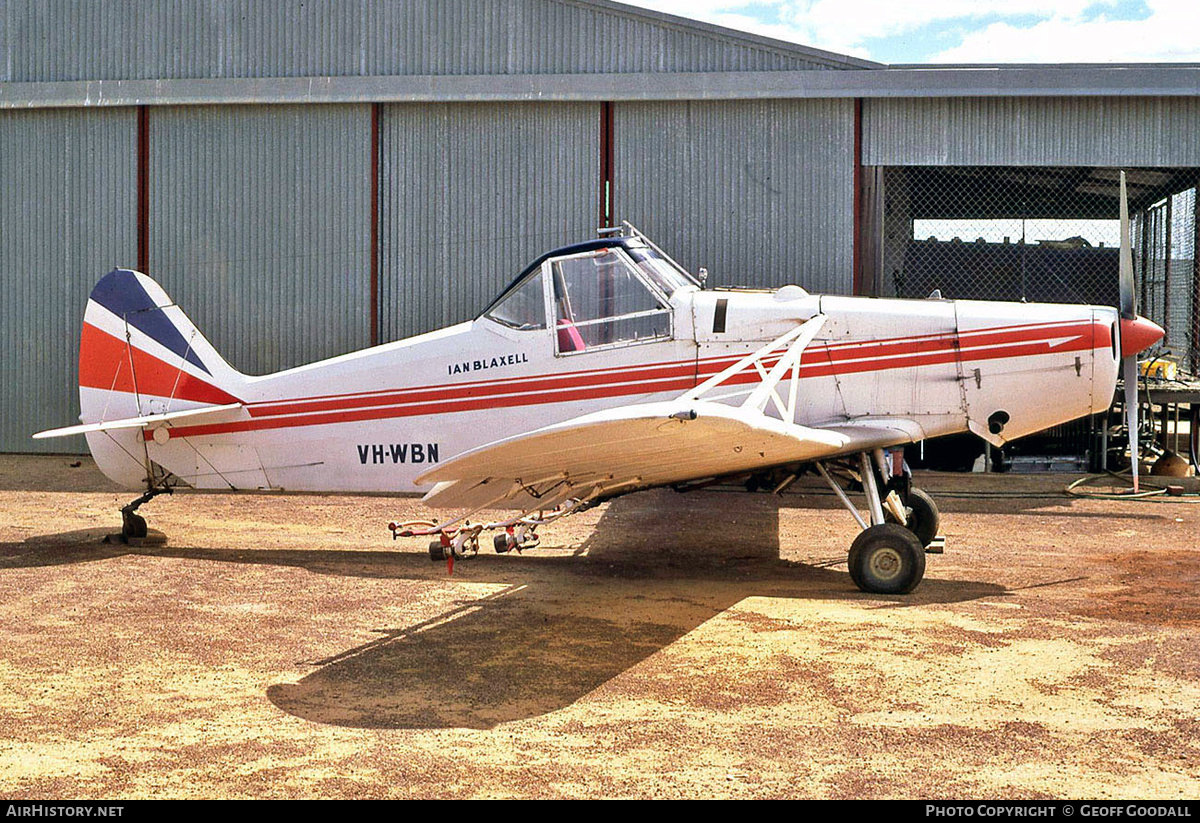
xmin=416 ymin=399 xmax=852 ymax=510
xmin=821 ymin=417 xmax=927 ymax=451
xmin=417 ymin=316 xmax=931 ymax=515
xmin=416 ymin=315 xmax=929 ymax=513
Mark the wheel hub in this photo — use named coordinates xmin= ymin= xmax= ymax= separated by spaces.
xmin=869 ymin=547 xmax=903 ymax=581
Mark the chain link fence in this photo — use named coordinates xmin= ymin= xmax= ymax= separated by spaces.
xmin=867 ymin=166 xmax=1199 ymax=372
xmin=1138 ymin=186 xmax=1197 ymax=365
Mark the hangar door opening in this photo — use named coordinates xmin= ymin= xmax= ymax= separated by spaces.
xmin=861 ymin=166 xmax=1200 ymax=370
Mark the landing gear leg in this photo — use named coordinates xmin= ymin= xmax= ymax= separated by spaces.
xmin=815 ymin=453 xmax=929 ymax=594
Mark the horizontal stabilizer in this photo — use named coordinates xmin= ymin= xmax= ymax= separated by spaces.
xmin=33 ymin=403 xmax=247 ymax=440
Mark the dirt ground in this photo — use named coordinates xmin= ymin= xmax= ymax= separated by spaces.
xmin=1 ymin=454 xmax=1198 ymax=799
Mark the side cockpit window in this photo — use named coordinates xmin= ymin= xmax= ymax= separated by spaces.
xmin=485 ymin=270 xmax=546 ymax=331
xmin=551 ymin=248 xmax=672 ymax=354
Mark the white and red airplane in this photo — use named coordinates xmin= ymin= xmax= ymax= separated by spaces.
xmin=36 ymin=175 xmax=1163 ymax=594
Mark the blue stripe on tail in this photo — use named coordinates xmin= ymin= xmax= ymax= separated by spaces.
xmin=90 ymin=269 xmax=211 ymax=375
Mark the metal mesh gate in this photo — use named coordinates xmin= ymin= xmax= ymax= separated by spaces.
xmin=867 ymin=166 xmax=1200 ymax=371
xmin=1137 ymin=187 xmax=1197 ymax=368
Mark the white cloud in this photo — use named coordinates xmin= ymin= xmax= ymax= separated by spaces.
xmin=616 ymin=0 xmax=1200 ymax=63
xmin=929 ymin=1 xmax=1200 ymax=62
xmin=773 ymin=0 xmax=1093 ymax=48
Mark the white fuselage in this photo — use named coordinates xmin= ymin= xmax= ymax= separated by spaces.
xmin=85 ymin=283 xmax=1120 ymax=493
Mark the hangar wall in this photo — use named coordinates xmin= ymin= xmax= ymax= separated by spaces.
xmin=148 ymin=104 xmax=373 ymax=375
xmin=615 ymin=98 xmax=854 ymax=295
xmin=378 ymin=98 xmax=856 ymax=339
xmin=380 ymin=102 xmax=599 ymax=342
xmin=0 ymin=0 xmax=854 ymax=81
xmin=1 ymin=108 xmax=137 ymax=454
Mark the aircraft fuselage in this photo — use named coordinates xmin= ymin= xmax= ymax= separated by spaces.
xmin=83 ymin=278 xmax=1120 ymax=494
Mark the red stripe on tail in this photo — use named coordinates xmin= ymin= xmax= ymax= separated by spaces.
xmin=79 ymin=323 xmax=240 ymax=405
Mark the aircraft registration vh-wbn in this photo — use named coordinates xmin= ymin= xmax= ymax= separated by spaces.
xmin=36 ymin=174 xmax=1164 ymax=595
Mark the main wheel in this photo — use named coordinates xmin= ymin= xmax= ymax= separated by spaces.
xmin=848 ymin=523 xmax=926 ymax=594
xmin=904 ymin=487 xmax=940 ymax=548
xmin=429 ymin=540 xmax=446 ymax=562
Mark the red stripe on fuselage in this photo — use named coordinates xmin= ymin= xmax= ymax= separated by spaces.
xmin=155 ymin=319 xmax=1106 ymax=440
xmin=247 ymin=357 xmax=700 ymax=417
xmin=80 ymin=323 xmax=240 ymax=406
xmin=245 ymin=319 xmax=1102 ymax=417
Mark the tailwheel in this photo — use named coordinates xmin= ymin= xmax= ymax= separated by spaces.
xmin=115 ymin=484 xmax=172 ymax=545
xmin=848 ymin=523 xmax=926 ymax=594
xmin=886 ymin=487 xmax=940 ymax=548
xmin=121 ymin=508 xmax=148 ymax=540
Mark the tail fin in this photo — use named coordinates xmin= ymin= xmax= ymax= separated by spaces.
xmin=74 ymin=269 xmax=247 ymax=486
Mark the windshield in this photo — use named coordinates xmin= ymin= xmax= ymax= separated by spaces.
xmin=625 ymin=245 xmax=697 ymax=296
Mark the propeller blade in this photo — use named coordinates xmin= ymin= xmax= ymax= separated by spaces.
xmin=1119 ymin=170 xmax=1136 ymax=320
xmin=1116 ymin=170 xmax=1159 ymax=492
xmin=1123 ymin=355 xmax=1140 ymax=493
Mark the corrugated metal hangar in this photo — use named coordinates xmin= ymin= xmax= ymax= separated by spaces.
xmin=4 ymin=0 xmax=1200 ymax=453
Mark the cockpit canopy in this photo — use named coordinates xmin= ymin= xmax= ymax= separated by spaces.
xmin=484 ymin=236 xmax=697 ymax=353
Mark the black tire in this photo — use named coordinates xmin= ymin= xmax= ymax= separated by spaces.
xmin=904 ymin=487 xmax=940 ymax=548
xmin=429 ymin=540 xmax=446 ymax=562
xmin=121 ymin=510 xmax=148 ymax=540
xmin=494 ymin=534 xmax=511 ymax=554
xmin=848 ymin=523 xmax=926 ymax=594
xmin=885 ymin=486 xmax=940 ymax=547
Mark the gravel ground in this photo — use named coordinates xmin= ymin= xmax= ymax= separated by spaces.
xmin=0 ymin=454 xmax=1197 ymax=799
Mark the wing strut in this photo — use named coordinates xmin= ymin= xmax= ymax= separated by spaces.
xmin=681 ymin=314 xmax=827 ymax=424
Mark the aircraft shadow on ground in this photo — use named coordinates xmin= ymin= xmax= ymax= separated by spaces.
xmin=1 ymin=493 xmax=1005 ymax=730
xmin=261 ymin=492 xmax=1004 ymax=730
xmin=0 ymin=528 xmax=130 ymax=568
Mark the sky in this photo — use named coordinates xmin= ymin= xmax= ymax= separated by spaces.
xmin=618 ymin=0 xmax=1200 ymax=64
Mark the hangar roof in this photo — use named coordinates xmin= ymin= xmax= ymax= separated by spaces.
xmin=0 ymin=0 xmax=876 ymax=86
xmin=6 ymin=65 xmax=1200 ymax=110
xmin=2 ymin=1 xmax=1198 ymax=109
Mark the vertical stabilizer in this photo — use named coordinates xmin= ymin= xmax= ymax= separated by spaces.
xmin=77 ymin=269 xmax=246 ymax=487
